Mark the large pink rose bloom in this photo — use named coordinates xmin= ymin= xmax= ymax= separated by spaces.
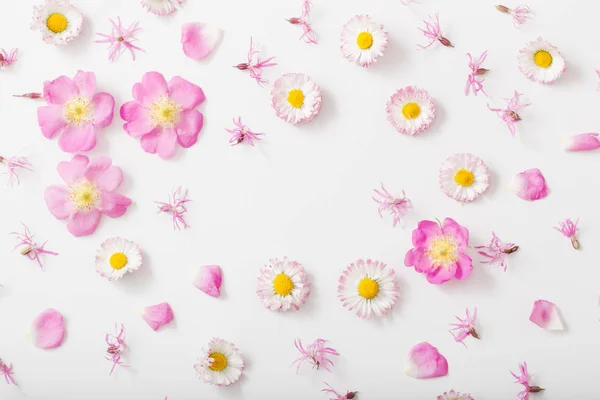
xmin=37 ymin=71 xmax=115 ymax=153
xmin=404 ymin=218 xmax=472 ymax=284
xmin=120 ymin=71 xmax=206 ymax=159
xmin=44 ymin=155 xmax=131 ymax=237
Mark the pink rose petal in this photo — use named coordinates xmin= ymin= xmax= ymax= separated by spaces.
xmin=142 ymin=302 xmax=174 ymax=331
xmin=32 ymin=309 xmax=65 ymax=349
xmin=404 ymin=342 xmax=448 ymax=379
xmin=563 ymin=133 xmax=600 ymax=152
xmin=193 ymin=265 xmax=222 ymax=297
xmin=181 ymin=22 xmax=221 ymax=61
xmin=529 ymin=300 xmax=563 ymax=331
xmin=510 ymin=168 xmax=548 ymax=201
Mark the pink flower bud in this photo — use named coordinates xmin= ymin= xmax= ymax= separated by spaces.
xmin=562 ymin=133 xmax=600 ymax=152
xmin=193 ymin=265 xmax=222 ymax=297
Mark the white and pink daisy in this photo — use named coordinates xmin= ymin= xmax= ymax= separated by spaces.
xmin=257 ymin=257 xmax=310 ymax=311
xmin=518 ymin=38 xmax=565 ymax=84
xmin=386 ymin=86 xmax=435 ymax=135
xmin=141 ymin=0 xmax=184 ymax=16
xmin=95 ymin=237 xmax=142 ymax=281
xmin=271 ymin=73 xmax=322 ymax=125
xmin=338 ymin=259 xmax=399 ymax=319
xmin=340 ymin=15 xmax=388 ymax=67
xmin=438 ymin=390 xmax=474 ymax=400
xmin=194 ymin=338 xmax=244 ymax=386
xmin=31 ymin=0 xmax=83 ymax=46
xmin=439 ymin=153 xmax=490 ymax=203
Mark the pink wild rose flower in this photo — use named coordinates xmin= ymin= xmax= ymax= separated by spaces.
xmin=449 ymin=307 xmax=479 ymax=346
xmin=475 ymin=232 xmax=518 ymax=271
xmin=293 ymin=338 xmax=339 ymax=373
xmin=120 ymin=71 xmax=205 ymax=159
xmin=404 ymin=218 xmax=473 ymax=284
xmin=511 ymin=362 xmax=544 ymax=400
xmin=44 ymin=155 xmax=131 ymax=237
xmin=37 ymin=70 xmax=115 ymax=153
xmin=95 ymin=17 xmax=143 ymax=62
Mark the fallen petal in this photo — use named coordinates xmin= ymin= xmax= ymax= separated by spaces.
xmin=510 ymin=168 xmax=548 ymax=201
xmin=563 ymin=133 xmax=600 ymax=152
xmin=142 ymin=302 xmax=174 ymax=331
xmin=193 ymin=264 xmax=222 ymax=297
xmin=32 ymin=308 xmax=65 ymax=349
xmin=529 ymin=299 xmax=563 ymax=331
xmin=404 ymin=342 xmax=448 ymax=379
xmin=181 ymin=22 xmax=222 ymax=61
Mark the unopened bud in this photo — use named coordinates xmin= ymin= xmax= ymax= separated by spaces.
xmin=496 ymin=5 xmax=510 ymax=13
xmin=476 ymin=68 xmax=489 ymax=75
xmin=438 ymin=36 xmax=454 ymax=48
xmin=287 ymin=17 xmax=301 ymax=24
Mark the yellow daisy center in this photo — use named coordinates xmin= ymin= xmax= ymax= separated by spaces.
xmin=69 ymin=180 xmax=99 ymax=211
xmin=357 ymin=277 xmax=379 ymax=299
xmin=64 ymin=97 xmax=93 ymax=126
xmin=109 ymin=252 xmax=128 ymax=270
xmin=426 ymin=235 xmax=458 ymax=268
xmin=208 ymin=352 xmax=227 ymax=371
xmin=149 ymin=96 xmax=182 ymax=128
xmin=454 ymin=169 xmax=475 ymax=187
xmin=533 ymin=50 xmax=552 ymax=68
xmin=402 ymin=102 xmax=421 ymax=120
xmin=287 ymin=89 xmax=305 ymax=109
xmin=356 ymin=32 xmax=373 ymax=50
xmin=273 ymin=273 xmax=294 ymax=296
xmin=46 ymin=13 xmax=68 ymax=34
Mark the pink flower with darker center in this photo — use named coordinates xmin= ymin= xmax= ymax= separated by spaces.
xmin=120 ymin=72 xmax=206 ymax=159
xmin=0 ymin=358 xmax=16 ymax=385
xmin=293 ymin=338 xmax=339 ymax=373
xmin=95 ymin=17 xmax=143 ymax=63
xmin=488 ymin=90 xmax=530 ymax=137
xmin=511 ymin=362 xmax=544 ymax=400
xmin=44 ymin=155 xmax=132 ymax=237
xmin=449 ymin=307 xmax=479 ymax=346
xmin=404 ymin=218 xmax=472 ymax=284
xmin=476 ymin=232 xmax=518 ymax=271
xmin=37 ymin=71 xmax=115 ymax=153
xmin=286 ymin=0 xmax=317 ymax=44
xmin=0 ymin=48 xmax=17 ymax=68
xmin=465 ymin=51 xmax=488 ymax=96
xmin=322 ymin=382 xmax=357 ymax=399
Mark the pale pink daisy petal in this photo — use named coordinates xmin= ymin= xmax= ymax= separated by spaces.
xmin=465 ymin=51 xmax=488 ymax=96
xmin=0 ymin=48 xmax=17 ymax=68
xmin=95 ymin=17 xmax=143 ymax=62
xmin=475 ymin=232 xmax=518 ymax=271
xmin=529 ymin=300 xmax=563 ymax=331
xmin=32 ymin=308 xmax=65 ymax=349
xmin=496 ymin=5 xmax=531 ymax=27
xmin=404 ymin=342 xmax=448 ymax=379
xmin=141 ymin=0 xmax=184 ymax=15
xmin=373 ymin=183 xmax=412 ymax=227
xmin=511 ymin=362 xmax=545 ymax=399
xmin=105 ymin=323 xmax=128 ymax=375
xmin=386 ymin=86 xmax=435 ymax=135
xmin=449 ymin=308 xmax=479 ymax=347
xmin=287 ymin=0 xmax=317 ymax=44
xmin=321 ymin=382 xmax=357 ymax=400
xmin=0 ymin=359 xmax=17 ymax=385
xmin=510 ymin=168 xmax=548 ymax=201
xmin=181 ymin=22 xmax=221 ymax=60
xmin=488 ymin=90 xmax=530 ymax=137
xmin=292 ymin=338 xmax=339 ymax=373
xmin=193 ymin=265 xmax=222 ymax=297
xmin=554 ymin=218 xmax=579 ymax=249
xmin=437 ymin=390 xmax=474 ymax=400
xmin=142 ymin=302 xmax=174 ymax=331
xmin=562 ymin=133 xmax=600 ymax=152
xmin=418 ymin=13 xmax=453 ymax=49
xmin=257 ymin=257 xmax=310 ymax=311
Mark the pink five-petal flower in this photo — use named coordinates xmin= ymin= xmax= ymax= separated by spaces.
xmin=292 ymin=338 xmax=339 ymax=373
xmin=44 ymin=154 xmax=132 ymax=237
xmin=449 ymin=307 xmax=479 ymax=346
xmin=404 ymin=218 xmax=472 ymax=285
xmin=475 ymin=232 xmax=518 ymax=271
xmin=11 ymin=224 xmax=58 ymax=270
xmin=322 ymin=382 xmax=357 ymax=400
xmin=37 ymin=70 xmax=115 ymax=153
xmin=287 ymin=0 xmax=317 ymax=44
xmin=418 ymin=13 xmax=453 ymax=49
xmin=181 ymin=22 xmax=221 ymax=61
xmin=496 ymin=5 xmax=531 ymax=27
xmin=511 ymin=362 xmax=544 ymax=400
xmin=234 ymin=37 xmax=277 ymax=85
xmin=0 ymin=48 xmax=17 ymax=68
xmin=404 ymin=342 xmax=448 ymax=379
xmin=226 ymin=117 xmax=263 ymax=146
xmin=372 ymin=183 xmax=412 ymax=227
xmin=120 ymin=71 xmax=206 ymax=159
xmin=488 ymin=90 xmax=530 ymax=137
xmin=32 ymin=308 xmax=65 ymax=349
xmin=554 ymin=218 xmax=579 ymax=249
xmin=562 ymin=133 xmax=600 ymax=152
xmin=0 ymin=358 xmax=16 ymax=385
xmin=142 ymin=302 xmax=174 ymax=331
xmin=437 ymin=390 xmax=474 ymax=400
xmin=193 ymin=264 xmax=222 ymax=297
xmin=95 ymin=17 xmax=143 ymax=63
xmin=465 ymin=51 xmax=488 ymax=96
xmin=0 ymin=155 xmax=32 ymax=186
xmin=529 ymin=300 xmax=563 ymax=331
xmin=510 ymin=168 xmax=548 ymax=201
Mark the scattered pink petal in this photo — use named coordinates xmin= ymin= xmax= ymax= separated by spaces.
xmin=95 ymin=17 xmax=143 ymax=62
xmin=372 ymin=183 xmax=412 ymax=227
xmin=496 ymin=4 xmax=531 ymax=27
xmin=292 ymin=338 xmax=339 ymax=373
xmin=0 ymin=358 xmax=16 ymax=385
xmin=142 ymin=302 xmax=174 ymax=331
xmin=529 ymin=300 xmax=563 ymax=331
xmin=563 ymin=133 xmax=600 ymax=152
xmin=511 ymin=362 xmax=545 ymax=399
xmin=287 ymin=0 xmax=317 ymax=44
xmin=105 ymin=323 xmax=128 ymax=375
xmin=181 ymin=22 xmax=221 ymax=61
xmin=193 ymin=265 xmax=222 ymax=297
xmin=404 ymin=342 xmax=448 ymax=379
xmin=32 ymin=308 xmax=65 ymax=349
xmin=554 ymin=218 xmax=579 ymax=250
xmin=449 ymin=308 xmax=479 ymax=346
xmin=488 ymin=90 xmax=530 ymax=137
xmin=156 ymin=186 xmax=191 ymax=230
xmin=465 ymin=51 xmax=488 ymax=96
xmin=0 ymin=155 xmax=32 ymax=186
xmin=226 ymin=117 xmax=264 ymax=146
xmin=11 ymin=224 xmax=58 ymax=270
xmin=234 ymin=37 xmax=277 ymax=85
xmin=510 ymin=168 xmax=548 ymax=201
xmin=475 ymin=232 xmax=518 ymax=271
xmin=322 ymin=382 xmax=357 ymax=399
xmin=0 ymin=48 xmax=17 ymax=68
xmin=418 ymin=14 xmax=453 ymax=49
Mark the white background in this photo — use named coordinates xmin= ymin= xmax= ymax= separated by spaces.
xmin=1 ymin=0 xmax=600 ymax=399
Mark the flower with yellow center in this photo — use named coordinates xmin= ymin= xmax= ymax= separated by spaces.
xmin=533 ymin=50 xmax=552 ymax=68
xmin=31 ymin=0 xmax=83 ymax=46
xmin=69 ymin=180 xmax=99 ymax=211
xmin=271 ymin=73 xmax=322 ymax=125
xmin=194 ymin=338 xmax=244 ymax=386
xmin=517 ymin=38 xmax=565 ymax=84
xmin=148 ymin=95 xmax=182 ymax=128
xmin=95 ymin=237 xmax=143 ymax=281
xmin=273 ymin=273 xmax=294 ymax=296
xmin=257 ymin=258 xmax=311 ymax=311
xmin=341 ymin=15 xmax=388 ymax=67
xmin=439 ymin=153 xmax=490 ymax=203
xmin=208 ymin=352 xmax=227 ymax=371
xmin=357 ymin=277 xmax=379 ymax=299
xmin=356 ymin=32 xmax=373 ymax=50
xmin=426 ymin=235 xmax=458 ymax=268
xmin=64 ymin=97 xmax=93 ymax=126
xmin=386 ymin=86 xmax=436 ymax=136
xmin=287 ymin=89 xmax=305 ymax=109
xmin=109 ymin=252 xmax=128 ymax=270
xmin=402 ymin=102 xmax=421 ymax=120
xmin=46 ymin=13 xmax=68 ymax=34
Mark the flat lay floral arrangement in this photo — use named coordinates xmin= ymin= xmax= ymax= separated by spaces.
xmin=1 ymin=0 xmax=599 ymax=399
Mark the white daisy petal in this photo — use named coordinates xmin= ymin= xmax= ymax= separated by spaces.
xmin=517 ymin=37 xmax=566 ymax=84
xmin=439 ymin=153 xmax=490 ymax=203
xmin=194 ymin=338 xmax=244 ymax=386
xmin=271 ymin=73 xmax=322 ymax=125
xmin=140 ymin=0 xmax=185 ymax=16
xmin=31 ymin=0 xmax=83 ymax=46
xmin=95 ymin=237 xmax=142 ymax=281
xmin=386 ymin=86 xmax=436 ymax=135
xmin=340 ymin=15 xmax=388 ymax=67
xmin=256 ymin=257 xmax=311 ymax=311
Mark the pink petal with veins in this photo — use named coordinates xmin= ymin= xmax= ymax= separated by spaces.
xmin=32 ymin=308 xmax=65 ymax=349
xmin=193 ymin=265 xmax=222 ymax=297
xmin=142 ymin=302 xmax=174 ymax=331
xmin=181 ymin=22 xmax=221 ymax=61
xmin=529 ymin=300 xmax=563 ymax=331
xmin=404 ymin=342 xmax=448 ymax=379
xmin=510 ymin=168 xmax=548 ymax=201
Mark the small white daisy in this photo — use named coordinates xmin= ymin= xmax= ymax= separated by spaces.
xmin=517 ymin=37 xmax=566 ymax=84
xmin=30 ymin=0 xmax=83 ymax=46
xmin=271 ymin=73 xmax=322 ymax=125
xmin=338 ymin=259 xmax=399 ymax=319
xmin=194 ymin=338 xmax=244 ymax=386
xmin=95 ymin=237 xmax=142 ymax=281
xmin=256 ymin=257 xmax=310 ymax=311
xmin=386 ymin=86 xmax=436 ymax=135
xmin=140 ymin=0 xmax=185 ymax=16
xmin=439 ymin=153 xmax=490 ymax=203
xmin=437 ymin=390 xmax=474 ymax=400
xmin=340 ymin=15 xmax=388 ymax=67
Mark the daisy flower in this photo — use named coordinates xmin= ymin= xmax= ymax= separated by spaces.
xmin=31 ymin=0 xmax=83 ymax=46
xmin=439 ymin=153 xmax=490 ymax=203
xmin=194 ymin=338 xmax=244 ymax=386
xmin=95 ymin=17 xmax=143 ymax=63
xmin=340 ymin=15 xmax=388 ymax=67
xmin=338 ymin=259 xmax=399 ymax=319
xmin=0 ymin=48 xmax=17 ymax=68
xmin=518 ymin=38 xmax=565 ymax=84
xmin=256 ymin=257 xmax=310 ymax=311
xmin=511 ymin=362 xmax=545 ymax=400
xmin=386 ymin=86 xmax=436 ymax=135
xmin=271 ymin=73 xmax=322 ymax=125
xmin=141 ymin=0 xmax=184 ymax=16
xmin=293 ymin=338 xmax=339 ymax=373
xmin=437 ymin=390 xmax=474 ymax=400
xmin=95 ymin=237 xmax=142 ymax=281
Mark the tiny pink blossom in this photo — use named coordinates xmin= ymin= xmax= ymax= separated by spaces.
xmin=322 ymin=382 xmax=357 ymax=399
xmin=156 ymin=187 xmax=191 ymax=230
xmin=475 ymin=232 xmax=518 ymax=271
xmin=404 ymin=342 xmax=448 ymax=379
xmin=292 ymin=338 xmax=339 ymax=373
xmin=529 ymin=300 xmax=563 ymax=331
xmin=510 ymin=168 xmax=548 ymax=201
xmin=234 ymin=37 xmax=277 ymax=85
xmin=287 ymin=0 xmax=317 ymax=44
xmin=496 ymin=5 xmax=531 ymax=27
xmin=226 ymin=117 xmax=264 ymax=146
xmin=193 ymin=265 xmax=222 ymax=297
xmin=0 ymin=155 xmax=32 ymax=185
xmin=418 ymin=14 xmax=453 ymax=49
xmin=554 ymin=218 xmax=579 ymax=250
xmin=563 ymin=133 xmax=600 ymax=152
xmin=105 ymin=323 xmax=128 ymax=375
xmin=0 ymin=48 xmax=17 ymax=68
xmin=372 ymin=183 xmax=412 ymax=227
xmin=511 ymin=362 xmax=544 ymax=400
xmin=449 ymin=308 xmax=479 ymax=347
xmin=488 ymin=90 xmax=530 ymax=137
xmin=142 ymin=302 xmax=174 ymax=331
xmin=465 ymin=51 xmax=488 ymax=96
xmin=95 ymin=17 xmax=143 ymax=63
xmin=11 ymin=224 xmax=58 ymax=270
xmin=0 ymin=358 xmax=16 ymax=385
